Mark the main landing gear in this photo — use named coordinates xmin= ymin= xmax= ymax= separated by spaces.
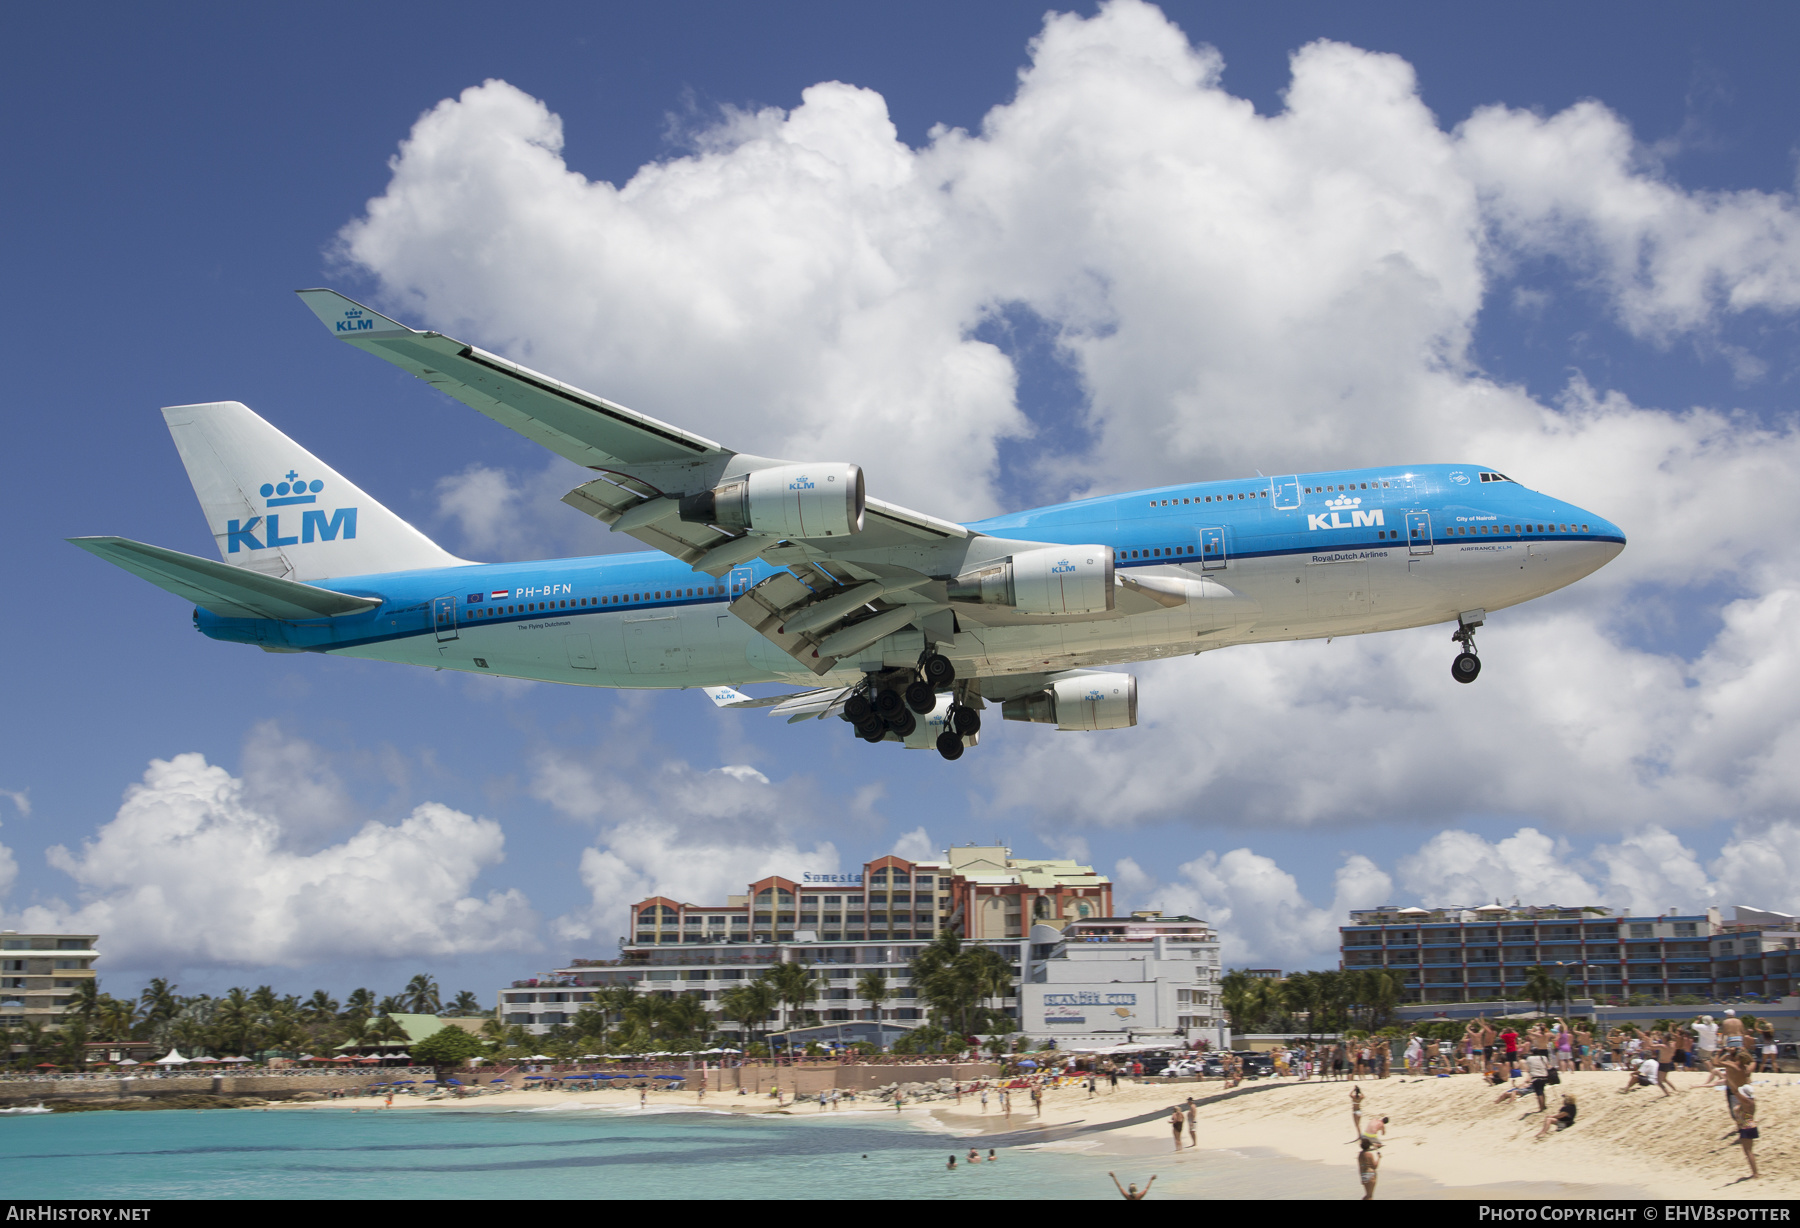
xmin=843 ymin=652 xmax=979 ymax=760
xmin=1450 ymin=610 xmax=1484 ymax=684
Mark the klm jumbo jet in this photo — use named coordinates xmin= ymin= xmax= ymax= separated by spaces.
xmin=73 ymin=291 xmax=1625 ymax=760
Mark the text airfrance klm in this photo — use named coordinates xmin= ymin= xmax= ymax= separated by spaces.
xmin=1307 ymin=509 xmax=1384 ymax=531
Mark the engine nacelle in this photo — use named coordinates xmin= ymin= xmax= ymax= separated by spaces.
xmin=947 ymin=545 xmax=1114 ymax=616
xmin=1001 ymin=672 xmax=1138 ymax=731
xmin=680 ymin=463 xmax=865 ymax=538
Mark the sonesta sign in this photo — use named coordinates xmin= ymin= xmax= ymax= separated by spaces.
xmin=802 ymin=873 xmax=864 ymax=884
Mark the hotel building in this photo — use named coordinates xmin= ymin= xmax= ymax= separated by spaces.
xmin=0 ymin=930 xmax=100 ymax=1037
xmin=501 ymin=845 xmax=1130 ymax=1037
xmin=1020 ymin=912 xmax=1225 ymax=1047
xmin=1340 ymin=903 xmax=1800 ymax=1004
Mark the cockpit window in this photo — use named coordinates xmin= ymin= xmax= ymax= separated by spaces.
xmin=1478 ymin=472 xmax=1512 ymax=483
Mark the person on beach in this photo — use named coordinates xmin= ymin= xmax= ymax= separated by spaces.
xmin=987 ymin=1149 xmax=997 ymax=1164
xmin=1757 ymin=1028 xmax=1778 ymax=1074
xmin=1621 ymin=1054 xmax=1667 ymax=1096
xmin=1720 ymin=1010 xmax=1746 ymax=1052
xmin=1185 ymin=1097 xmax=1197 ymax=1147
xmin=967 ymin=1147 xmax=982 ymax=1164
xmin=1732 ymin=1084 xmax=1760 ymax=1179
xmin=1534 ymin=1093 xmax=1577 ymax=1140
xmin=1169 ymin=1106 xmax=1185 ymax=1151
xmin=980 ymin=1085 xmax=989 ymax=1113
xmin=1716 ymin=1048 xmax=1753 ymax=1122
xmin=1110 ymin=1172 xmax=1156 ymax=1200
xmin=1357 ymin=1139 xmax=1380 ymax=1200
xmin=947 ymin=1154 xmax=957 ymax=1170
xmin=1360 ymin=1115 xmax=1388 ymax=1148
xmin=1476 ymin=1018 xmax=1496 ymax=1073
xmin=1086 ymin=1072 xmax=1097 ymax=1098
xmin=1693 ymin=1015 xmax=1719 ymax=1065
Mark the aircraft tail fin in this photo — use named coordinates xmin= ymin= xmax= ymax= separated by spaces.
xmin=160 ymin=401 xmax=472 ymax=581
xmin=68 ymin=536 xmax=382 ymax=620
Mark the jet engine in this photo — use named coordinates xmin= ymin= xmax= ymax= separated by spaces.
xmin=947 ymin=545 xmax=1114 ymax=616
xmin=1001 ymin=672 xmax=1137 ymax=731
xmin=680 ymin=463 xmax=865 ymax=538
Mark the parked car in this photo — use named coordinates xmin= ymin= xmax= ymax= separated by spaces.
xmin=1161 ymin=1059 xmax=1204 ymax=1078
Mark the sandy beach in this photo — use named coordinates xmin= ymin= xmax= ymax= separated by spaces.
xmin=288 ymin=1067 xmax=1795 ymax=1199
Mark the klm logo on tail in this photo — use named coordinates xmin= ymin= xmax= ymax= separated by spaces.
xmin=335 ymin=309 xmax=375 ymax=334
xmin=227 ymin=470 xmax=357 ymax=552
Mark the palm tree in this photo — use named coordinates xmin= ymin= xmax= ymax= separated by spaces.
xmin=364 ymin=1014 xmax=409 ymax=1049
xmin=1522 ymin=966 xmax=1565 ymax=1019
xmin=403 ymin=974 xmax=441 ymax=1015
xmin=68 ymin=979 xmax=102 ymax=1024
xmin=139 ymin=979 xmax=179 ymax=1031
xmin=377 ymin=994 xmax=407 ymax=1017
xmin=96 ymin=995 xmax=139 ymax=1042
xmin=857 ymin=970 xmax=889 ymax=1023
xmin=302 ymin=990 xmax=340 ymax=1023
xmin=447 ymin=991 xmax=482 ymax=1017
xmin=342 ymin=988 xmax=376 ymax=1021
xmin=765 ymin=962 xmax=816 ymax=1038
xmin=719 ymin=981 xmax=776 ymax=1047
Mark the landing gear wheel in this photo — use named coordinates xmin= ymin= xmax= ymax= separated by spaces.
xmin=854 ymin=714 xmax=885 ymax=740
xmin=1452 ymin=652 xmax=1482 ymax=684
xmin=904 ymin=680 xmax=936 ymax=714
xmin=844 ymin=693 xmax=872 ymax=723
xmin=936 ymin=731 xmax=965 ymax=760
xmin=922 ymin=653 xmax=956 ymax=690
xmin=874 ymin=688 xmax=904 ymax=720
xmin=888 ymin=708 xmax=917 ymax=738
xmin=950 ymin=705 xmax=981 ymax=736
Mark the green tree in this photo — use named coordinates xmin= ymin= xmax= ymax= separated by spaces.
xmin=365 ymin=1014 xmax=409 ymax=1048
xmin=403 ymin=974 xmax=441 ymax=1015
xmin=303 ymin=990 xmax=340 ymax=1023
xmin=411 ymin=1026 xmax=485 ymax=1072
xmin=139 ymin=979 xmax=180 ymax=1031
xmin=1522 ymin=966 xmax=1566 ymax=1019
xmin=765 ymin=962 xmax=815 ymax=1038
xmin=856 ymin=970 xmax=889 ymax=1023
xmin=446 ymin=991 xmax=483 ymax=1017
xmin=342 ymin=988 xmax=376 ymax=1021
xmin=68 ymin=979 xmax=102 ymax=1023
xmin=720 ymin=981 xmax=776 ymax=1046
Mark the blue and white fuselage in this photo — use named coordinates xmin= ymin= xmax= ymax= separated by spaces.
xmin=197 ymin=464 xmax=1622 ymax=690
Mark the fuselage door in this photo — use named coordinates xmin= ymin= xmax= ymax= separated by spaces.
xmin=432 ymin=596 xmax=459 ymax=641
xmin=728 ymin=566 xmax=754 ymax=598
xmin=1198 ymin=526 xmax=1228 ymax=571
xmin=1271 ymin=477 xmax=1300 ymax=510
xmin=1405 ymin=511 xmax=1434 ymax=556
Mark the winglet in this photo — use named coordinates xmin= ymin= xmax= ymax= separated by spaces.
xmin=295 ymin=289 xmax=414 ymax=339
xmin=705 ymin=686 xmax=756 ymax=708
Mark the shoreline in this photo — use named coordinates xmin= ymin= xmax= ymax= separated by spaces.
xmin=266 ymin=1068 xmax=1795 ymax=1198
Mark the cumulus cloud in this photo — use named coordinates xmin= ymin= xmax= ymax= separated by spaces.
xmin=332 ymin=2 xmax=1800 ymax=854
xmin=1115 ymin=821 xmax=1800 ymax=967
xmin=892 ymin=826 xmax=937 ymax=862
xmin=1 ymin=789 xmax=29 ymax=818
xmin=6 ymin=754 xmax=536 ymax=971
xmin=529 ymin=739 xmax=866 ymax=948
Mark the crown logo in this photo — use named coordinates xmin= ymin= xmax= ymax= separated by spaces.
xmin=261 ymin=470 xmax=322 ymax=506
xmin=1325 ymin=495 xmax=1362 ymax=510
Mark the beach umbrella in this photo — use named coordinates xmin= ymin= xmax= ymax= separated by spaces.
xmin=155 ymin=1050 xmax=190 ymax=1066
xmin=1017 ymin=1060 xmax=1038 ymax=1068
xmin=116 ymin=1059 xmax=139 ymax=1067
xmin=35 ymin=1062 xmax=58 ymax=1068
xmin=489 ymin=1079 xmax=508 ymax=1084
xmin=445 ymin=1079 xmax=463 ymax=1086
xmin=392 ymin=1080 xmax=417 ymax=1085
xmin=524 ymin=1075 xmax=544 ymax=1080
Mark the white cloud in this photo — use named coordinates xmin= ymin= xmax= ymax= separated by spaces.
xmin=0 ymin=790 xmax=28 ymax=818
xmin=892 ymin=826 xmax=936 ymax=861
xmin=7 ymin=753 xmax=536 ymax=970
xmin=1112 ymin=821 xmax=1800 ymax=968
xmin=332 ymin=2 xmax=1800 ymax=855
xmin=0 ymin=832 xmax=17 ymax=902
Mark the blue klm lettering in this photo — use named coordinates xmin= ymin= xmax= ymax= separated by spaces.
xmin=265 ymin=514 xmax=299 ymax=548
xmin=226 ymin=517 xmax=264 ymax=552
xmin=301 ymin=508 xmax=357 ymax=543
xmin=335 ymin=318 xmax=374 ymax=333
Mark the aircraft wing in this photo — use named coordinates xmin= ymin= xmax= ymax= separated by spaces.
xmin=297 ymin=290 xmax=969 ymax=578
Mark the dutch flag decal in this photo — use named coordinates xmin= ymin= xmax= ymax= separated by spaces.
xmin=490 ymin=590 xmax=510 ymax=600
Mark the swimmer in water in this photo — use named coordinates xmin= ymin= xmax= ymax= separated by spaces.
xmin=1109 ymin=1172 xmax=1156 ymax=1200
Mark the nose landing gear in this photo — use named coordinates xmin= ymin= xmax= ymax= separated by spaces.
xmin=1450 ymin=609 xmax=1484 ymax=684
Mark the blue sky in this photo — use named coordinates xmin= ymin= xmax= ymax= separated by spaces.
xmin=5 ymin=1 xmax=1800 ymax=1004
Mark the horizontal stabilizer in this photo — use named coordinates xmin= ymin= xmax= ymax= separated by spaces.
xmin=69 ymin=537 xmax=381 ymax=621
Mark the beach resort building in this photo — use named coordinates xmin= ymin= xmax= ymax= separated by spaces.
xmin=0 ymin=930 xmax=98 ymax=1040
xmin=1018 ymin=912 xmax=1226 ymax=1048
xmin=499 ymin=845 xmax=1136 ymax=1038
xmin=1340 ymin=903 xmax=1800 ymax=1005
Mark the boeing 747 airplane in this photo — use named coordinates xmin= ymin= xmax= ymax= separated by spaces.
xmin=73 ymin=291 xmax=1624 ymax=760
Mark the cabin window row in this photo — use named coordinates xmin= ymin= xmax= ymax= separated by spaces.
xmin=1149 ymin=492 xmax=1266 ymax=507
xmin=1306 ymin=482 xmax=1391 ymax=492
xmin=463 ymin=586 xmax=727 ymax=617
xmin=1449 ymin=524 xmax=1589 ymax=537
xmin=1119 ymin=546 xmax=1197 ymax=559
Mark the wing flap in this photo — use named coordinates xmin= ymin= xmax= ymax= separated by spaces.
xmin=70 ymin=537 xmax=381 ymax=621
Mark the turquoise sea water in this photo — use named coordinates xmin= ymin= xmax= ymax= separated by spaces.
xmin=0 ymin=1104 xmax=1628 ymax=1200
